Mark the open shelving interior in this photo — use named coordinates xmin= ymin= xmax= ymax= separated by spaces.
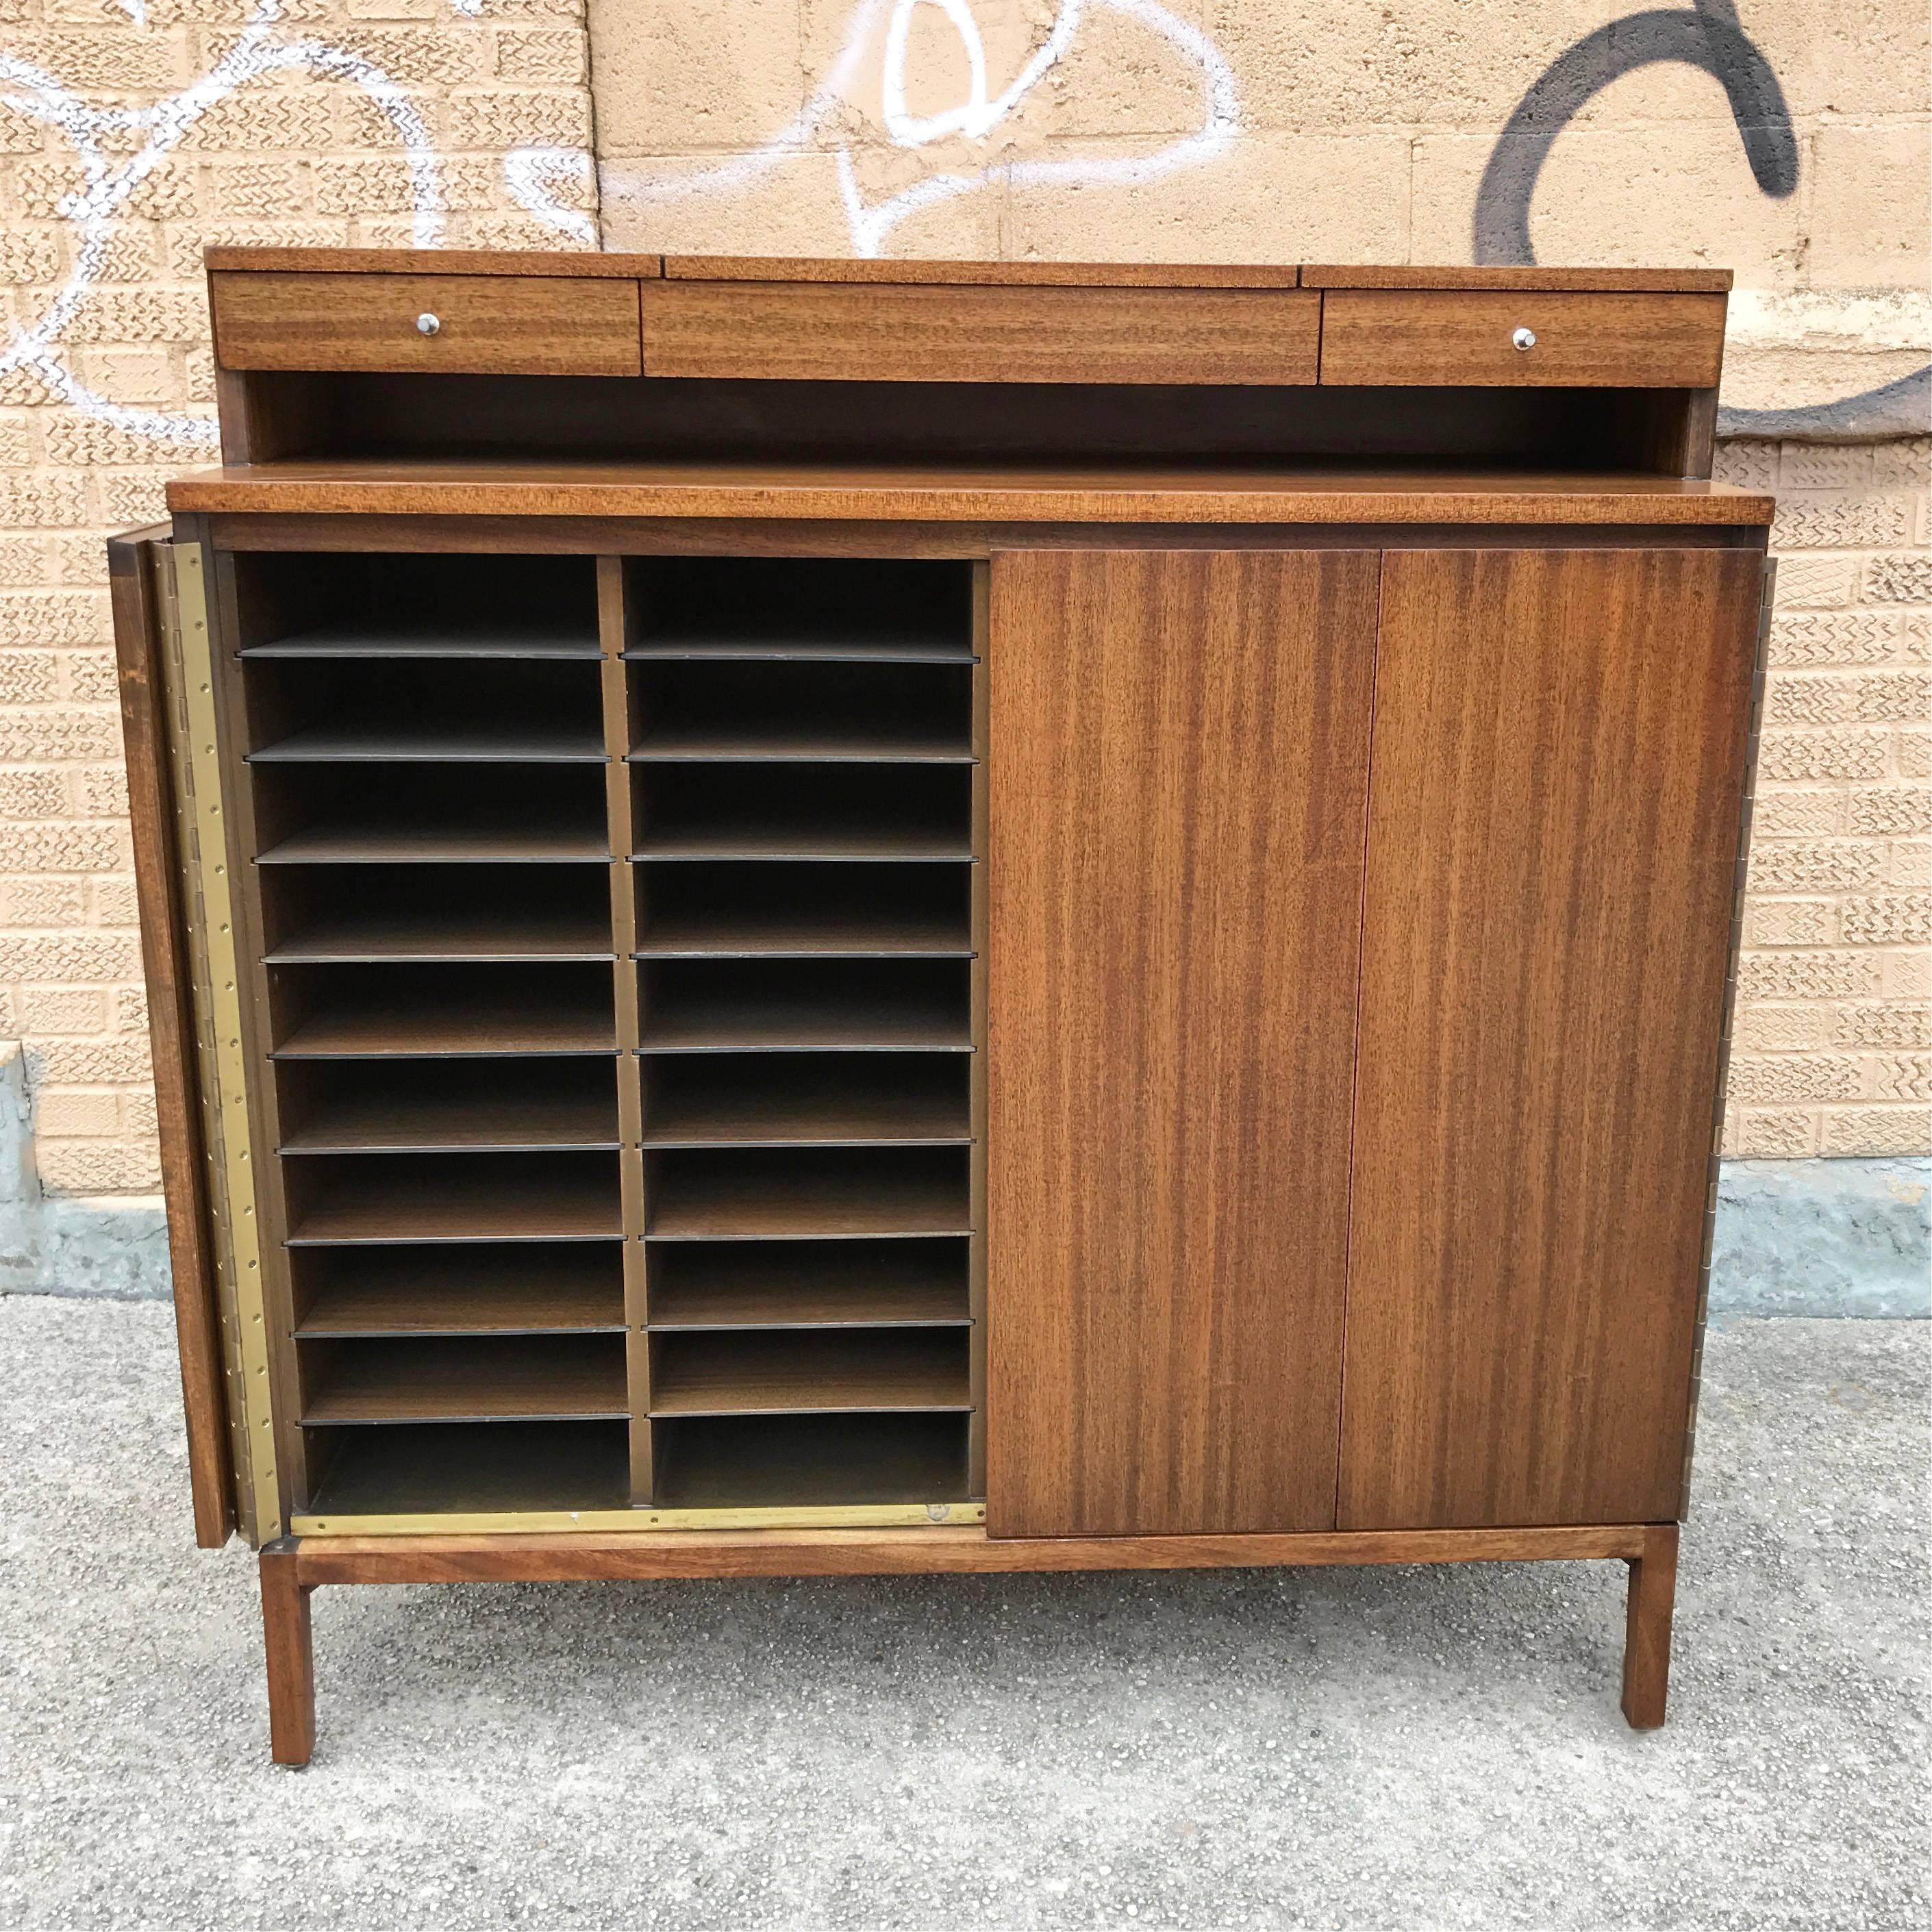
xmin=232 ymin=547 xmax=984 ymax=1523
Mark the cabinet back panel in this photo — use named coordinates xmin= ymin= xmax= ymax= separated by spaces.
xmin=1342 ymin=547 xmax=1759 ymax=1529
xmin=985 ymin=549 xmax=1378 ymax=1538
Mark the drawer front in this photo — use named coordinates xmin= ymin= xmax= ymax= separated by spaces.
xmin=1318 ymin=290 xmax=1727 ymax=388
xmin=641 ymin=279 xmax=1320 ymax=385
xmin=211 ymin=271 xmax=642 ymax=377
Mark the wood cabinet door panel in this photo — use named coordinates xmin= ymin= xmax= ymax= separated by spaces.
xmin=1341 ymin=547 xmax=1760 ymax=1529
xmin=986 ymin=549 xmax=1379 ymax=1538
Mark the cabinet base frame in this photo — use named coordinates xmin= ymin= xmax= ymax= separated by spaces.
xmin=260 ymin=1520 xmax=1679 ymax=1765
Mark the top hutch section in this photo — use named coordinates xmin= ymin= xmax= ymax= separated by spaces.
xmin=198 ymin=252 xmax=1734 ymax=481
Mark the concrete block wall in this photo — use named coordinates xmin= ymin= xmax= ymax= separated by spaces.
xmin=0 ymin=0 xmax=1927 ymax=1278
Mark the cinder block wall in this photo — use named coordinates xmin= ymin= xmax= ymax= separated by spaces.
xmin=0 ymin=0 xmax=1926 ymax=1252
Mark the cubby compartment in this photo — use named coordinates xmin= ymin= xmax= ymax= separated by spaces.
xmin=276 ymin=1057 xmax=621 ymax=1154
xmin=304 ymin=1421 xmax=631 ymax=1516
xmin=259 ymin=864 xmax=616 ymax=963
xmin=253 ymin=764 xmax=608 ymax=864
xmin=623 ymin=557 xmax=974 ymax=661
xmin=628 ymin=661 xmax=972 ymax=762
xmin=292 ymin=1244 xmax=627 ymax=1335
xmin=301 ymin=1333 xmax=628 ymax=1423
xmin=641 ymin=1053 xmax=968 ymax=1146
xmin=243 ymin=656 xmax=606 ymax=762
xmin=644 ymin=1147 xmax=971 ymax=1240
xmin=639 ymin=959 xmax=970 ymax=1053
xmin=633 ymin=764 xmax=971 ymax=862
xmin=650 ymin=1329 xmax=968 ymax=1416
xmin=284 ymin=1152 xmax=625 ymax=1244
xmin=651 ymin=1414 xmax=970 ymax=1509
xmin=634 ymin=862 xmax=970 ymax=957
xmin=269 ymin=962 xmax=618 ymax=1058
xmin=231 ymin=551 xmax=600 ymax=657
xmin=647 ymin=1238 xmax=968 ymax=1328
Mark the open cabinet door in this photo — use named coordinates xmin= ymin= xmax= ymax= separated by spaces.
xmin=984 ymin=549 xmax=1379 ymax=1538
xmin=109 ymin=529 xmax=263 ymax=1547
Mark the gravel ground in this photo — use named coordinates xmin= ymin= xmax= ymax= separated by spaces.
xmin=1 ymin=1299 xmax=1925 ymax=1932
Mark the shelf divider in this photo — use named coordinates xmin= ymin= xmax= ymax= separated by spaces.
xmin=602 ymin=555 xmax=654 ymax=1503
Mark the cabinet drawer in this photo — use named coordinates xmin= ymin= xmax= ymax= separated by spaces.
xmin=640 ymin=279 xmax=1320 ymax=385
xmin=1318 ymin=290 xmax=1726 ymax=388
xmin=211 ymin=271 xmax=642 ymax=377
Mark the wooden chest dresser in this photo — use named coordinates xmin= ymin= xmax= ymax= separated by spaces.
xmin=110 ymin=251 xmax=1771 ymax=1763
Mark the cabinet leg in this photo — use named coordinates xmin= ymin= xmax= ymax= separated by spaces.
xmin=1620 ymin=1523 xmax=1679 ymax=1731
xmin=260 ymin=1542 xmax=315 ymax=1767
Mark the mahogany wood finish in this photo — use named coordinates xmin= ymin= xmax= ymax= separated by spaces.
xmin=1318 ymin=290 xmax=1727 ymax=387
xmin=639 ymin=279 xmax=1320 ymax=385
xmin=211 ymin=271 xmax=643 ymax=377
xmin=108 ymin=530 xmax=234 ymax=1549
xmin=117 ymin=251 xmax=1774 ymax=1757
xmin=986 ymin=550 xmax=1377 ymax=1538
xmin=1342 ymin=548 xmax=1759 ymax=1529
xmin=260 ymin=1545 xmax=315 ymax=1767
xmin=168 ymin=463 xmax=1770 ymax=525
xmin=1622 ymin=1524 xmax=1682 ymax=1729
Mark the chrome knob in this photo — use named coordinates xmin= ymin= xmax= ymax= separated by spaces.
xmin=1511 ymin=326 xmax=1536 ymax=351
xmin=416 ymin=312 xmax=440 ymax=336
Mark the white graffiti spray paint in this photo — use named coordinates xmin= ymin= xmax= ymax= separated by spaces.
xmin=0 ymin=0 xmax=1232 ymax=442
xmin=612 ymin=0 xmax=1238 ymax=258
xmin=0 ymin=0 xmax=594 ymax=446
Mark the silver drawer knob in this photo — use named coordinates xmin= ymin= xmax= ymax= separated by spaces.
xmin=1512 ymin=326 xmax=1537 ymax=351
xmin=416 ymin=312 xmax=440 ymax=336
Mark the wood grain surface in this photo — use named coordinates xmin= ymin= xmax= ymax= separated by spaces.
xmin=662 ymin=257 xmax=1305 ymax=288
xmin=108 ymin=530 xmax=234 ymax=1549
xmin=986 ymin=549 xmax=1379 ymax=1538
xmin=1303 ymin=265 xmax=1731 ymax=292
xmin=211 ymin=271 xmax=642 ymax=377
xmin=640 ymin=280 xmax=1320 ymax=384
xmin=1341 ymin=547 xmax=1761 ymax=1530
xmin=166 ymin=462 xmax=1774 ymax=526
xmin=291 ymin=1521 xmax=1652 ymax=1583
xmin=1318 ymin=290 xmax=1727 ymax=387
xmin=207 ymin=247 xmax=663 ymax=277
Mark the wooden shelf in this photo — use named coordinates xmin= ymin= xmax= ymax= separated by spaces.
xmin=626 ymin=636 xmax=972 ymax=664
xmin=267 ymin=912 xmax=614 ymax=964
xmin=641 ymin=1056 xmax=968 ymax=1146
xmin=244 ymin=626 xmax=599 ymax=660
xmin=275 ymin=1003 xmax=617 ymax=1058
xmin=635 ymin=826 xmax=970 ymax=862
xmin=287 ymin=1155 xmax=624 ymax=1244
xmin=279 ymin=1062 xmax=620 ymax=1153
xmin=303 ymin=1335 xmax=629 ymax=1423
xmin=651 ymin=1413 xmax=969 ymax=1508
xmin=645 ymin=1148 xmax=970 ymax=1240
xmin=297 ymin=1247 xmax=626 ymax=1335
xmin=251 ymin=725 xmax=607 ymax=763
xmin=650 ymin=1329 xmax=968 ymax=1415
xmin=629 ymin=725 xmax=970 ymax=764
xmin=636 ymin=909 xmax=970 ymax=958
xmin=260 ymin=822 xmax=608 ymax=864
xmin=305 ymin=1421 xmax=631 ymax=1514
xmin=648 ymin=1238 xmax=968 ymax=1328
xmin=638 ymin=960 xmax=970 ymax=1053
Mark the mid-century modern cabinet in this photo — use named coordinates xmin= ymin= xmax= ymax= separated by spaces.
xmin=110 ymin=251 xmax=1772 ymax=1764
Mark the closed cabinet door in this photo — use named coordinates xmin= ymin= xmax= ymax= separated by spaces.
xmin=985 ymin=549 xmax=1379 ymax=1538
xmin=1342 ymin=547 xmax=1761 ymax=1529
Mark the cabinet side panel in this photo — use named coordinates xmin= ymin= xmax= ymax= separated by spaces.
xmin=109 ymin=531 xmax=235 ymax=1548
xmin=1342 ymin=546 xmax=1760 ymax=1530
xmin=986 ymin=549 xmax=1379 ymax=1538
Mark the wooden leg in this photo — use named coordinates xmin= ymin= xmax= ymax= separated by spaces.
xmin=260 ymin=1542 xmax=316 ymax=1767
xmin=1620 ymin=1523 xmax=1679 ymax=1731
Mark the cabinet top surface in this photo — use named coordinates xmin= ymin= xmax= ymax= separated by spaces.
xmin=203 ymin=247 xmax=1733 ymax=293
